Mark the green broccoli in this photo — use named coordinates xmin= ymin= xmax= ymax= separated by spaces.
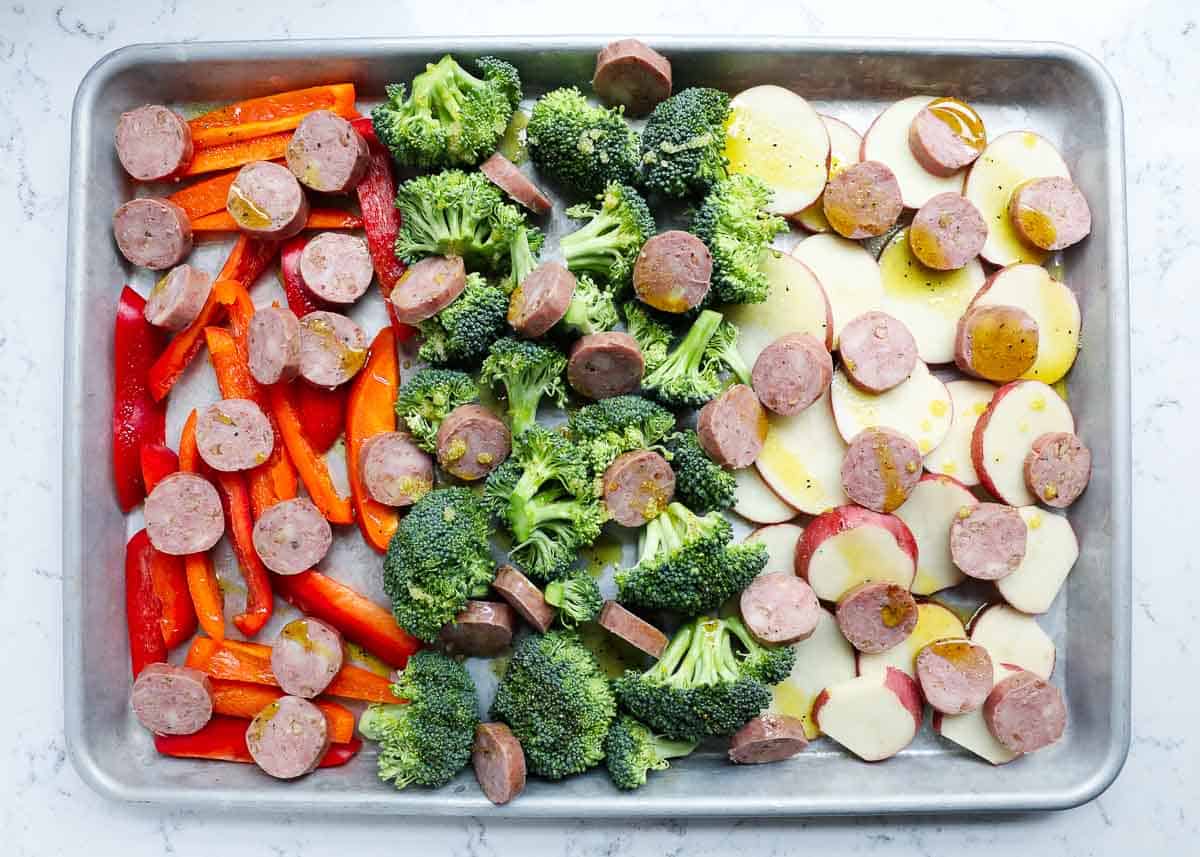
xmin=567 ymin=394 xmax=676 ymax=472
xmin=662 ymin=429 xmax=736 ymax=513
xmin=357 ymin=650 xmax=479 ymax=789
xmin=417 ymin=273 xmax=509 ymax=366
xmin=637 ymin=309 xmax=743 ymax=407
xmin=559 ymin=182 xmax=655 ymax=286
xmin=691 ymin=174 xmax=788 ymax=304
xmin=490 ymin=630 xmax=617 ymax=779
xmin=500 ymin=219 xmax=540 ymax=294
xmin=622 ymin=301 xmax=675 ymax=373
xmin=527 ymin=87 xmax=641 ymax=196
xmin=705 ymin=312 xmax=752 ymax=386
xmin=557 ymin=274 xmax=620 ymax=337
xmin=479 ymin=338 xmax=568 ymax=436
xmin=603 ymin=715 xmax=698 ymax=791
xmin=394 ymin=368 xmax=479 ymax=452
xmin=544 ymin=570 xmax=603 ymax=627
xmin=640 ymin=87 xmax=732 ymax=199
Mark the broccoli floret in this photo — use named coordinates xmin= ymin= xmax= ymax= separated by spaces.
xmin=490 ymin=630 xmax=617 ymax=779
xmin=706 ymin=314 xmax=752 ymax=386
xmin=622 ymin=301 xmax=675 ymax=373
xmin=662 ymin=430 xmax=736 ymax=513
xmin=417 ymin=273 xmax=509 ymax=366
xmin=371 ymin=55 xmax=519 ymax=169
xmin=567 ymin=394 xmax=676 ymax=472
xmin=357 ymin=650 xmax=479 ymax=789
xmin=603 ymin=715 xmax=698 ymax=791
xmin=558 ymin=274 xmax=620 ymax=337
xmin=527 ymin=87 xmax=641 ymax=196
xmin=638 ymin=309 xmax=725 ymax=407
xmin=544 ymin=570 xmax=603 ymax=627
xmin=479 ymin=338 xmax=568 ymax=436
xmin=383 ymin=487 xmax=495 ymax=642
xmin=640 ymin=88 xmax=732 ymax=199
xmin=500 ymin=220 xmax=541 ymax=295
xmin=394 ymin=368 xmax=479 ymax=452
xmin=691 ymin=174 xmax=788 ymax=304
xmin=559 ymin=183 xmax=655 ymax=286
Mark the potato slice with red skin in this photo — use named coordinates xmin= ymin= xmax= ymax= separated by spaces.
xmin=793 ymin=116 xmax=863 ymax=233
xmin=971 ymin=379 xmax=1075 ymax=505
xmin=932 ymin=663 xmax=1024 ymax=765
xmin=830 ymin=361 xmax=954 ymax=456
xmin=745 ymin=523 xmax=805 ymax=576
xmin=967 ymin=603 xmax=1056 ymax=680
xmin=790 ymin=233 xmax=883 ymax=348
xmin=794 ymin=505 xmax=917 ymax=602
xmin=861 ymin=96 xmax=965 ymax=209
xmin=732 ymin=465 xmax=798 ymax=525
xmin=995 ymin=507 xmax=1079 ymax=614
xmin=728 ymin=249 xmax=834 ymax=368
xmin=925 ymin=379 xmax=997 ymax=486
xmin=813 ymin=667 xmax=924 ymax=761
xmin=895 ymin=474 xmax=975 ymax=595
xmin=756 ymin=388 xmax=848 ymax=516
xmin=769 ymin=607 xmax=856 ymax=740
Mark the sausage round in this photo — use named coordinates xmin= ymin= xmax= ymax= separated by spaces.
xmin=112 ymin=198 xmax=193 ymax=270
xmin=298 ymin=310 xmax=368 ymax=388
xmin=131 ymin=663 xmax=213 ymax=735
xmin=1008 ymin=176 xmax=1092 ymax=251
xmin=473 ymin=722 xmax=527 ymax=806
xmin=360 ymin=431 xmax=434 ymax=507
xmin=697 ymin=384 xmax=768 ymax=469
xmin=835 ymin=581 xmax=919 ymax=654
xmin=739 ymin=572 xmax=821 ymax=646
xmin=750 ymin=332 xmax=832 ymax=416
xmin=822 ymin=161 xmax=903 ymax=240
xmin=567 ymin=332 xmax=644 ymax=399
xmin=602 ymin=449 xmax=676 ymax=527
xmin=480 ymin=152 xmax=552 ymax=214
xmin=508 ymin=262 xmax=575 ymax=337
xmin=1024 ymin=431 xmax=1092 ymax=508
xmin=983 ymin=670 xmax=1067 ymax=754
xmin=493 ymin=564 xmax=555 ymax=633
xmin=632 ymin=230 xmax=712 ymax=313
xmin=286 ymin=109 xmax=370 ymax=194
xmin=144 ymin=264 xmax=213 ymax=331
xmin=115 ymin=104 xmax=193 ymax=182
xmin=728 ymin=713 xmax=809 ymax=764
xmin=226 ymin=160 xmax=310 ymax=240
xmin=915 ymin=638 xmax=994 ymax=715
xmin=439 ymin=600 xmax=516 ymax=657
xmin=299 ymin=232 xmax=374 ymax=304
xmin=838 ymin=311 xmax=919 ymax=394
xmin=390 ymin=255 xmax=467 ymax=324
xmin=436 ymin=404 xmax=511 ymax=481
xmin=599 ymin=601 xmax=668 ymax=658
xmin=247 ymin=305 xmax=301 ymax=385
xmin=907 ymin=98 xmax=987 ymax=177
xmin=949 ymin=502 xmax=1028 ymax=581
xmin=144 ymin=472 xmax=225 ymax=555
xmin=954 ymin=304 xmax=1039 ymax=383
xmin=251 ymin=497 xmax=333 ymax=575
xmin=195 ymin=398 xmax=275 ymax=472
xmin=592 ymin=38 xmax=672 ymax=117
xmin=840 ymin=427 xmax=923 ymax=514
xmin=271 ymin=617 xmax=345 ymax=698
xmin=246 ymin=695 xmax=331 ymax=779
xmin=909 ymin=193 xmax=988 ymax=271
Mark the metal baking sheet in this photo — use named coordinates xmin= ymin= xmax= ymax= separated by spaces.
xmin=63 ymin=36 xmax=1130 ymax=816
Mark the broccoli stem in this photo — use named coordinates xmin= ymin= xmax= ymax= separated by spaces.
xmin=649 ymin=621 xmax=694 ymax=684
xmin=561 ymin=211 xmax=623 ymax=273
xmin=645 ymin=310 xmax=722 ymax=386
xmin=653 ymin=735 xmax=701 ymax=761
xmin=508 ymin=227 xmax=538 ymax=289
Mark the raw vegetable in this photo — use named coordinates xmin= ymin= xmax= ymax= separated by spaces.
xmin=189 ymin=208 xmax=362 ymax=233
xmin=691 ymin=174 xmax=788 ymax=305
xmin=345 ymin=327 xmax=401 ymax=552
xmin=182 ymin=131 xmax=292 ymax=176
xmin=139 ymin=443 xmax=179 ymax=496
xmin=393 ymin=367 xmax=479 ymax=453
xmin=603 ymin=714 xmax=698 ymax=791
xmin=149 ymin=544 xmax=197 ymax=650
xmin=567 ymin=394 xmax=676 ymax=473
xmin=154 ymin=715 xmax=361 ymax=767
xmin=124 ymin=529 xmax=168 ymax=677
xmin=267 ymin=382 xmax=354 ymax=525
xmin=350 ymin=117 xmax=409 ymax=295
xmin=661 ymin=429 xmax=736 ymax=514
xmin=639 ymin=87 xmax=732 ymax=199
xmin=211 ymin=468 xmax=274 ymax=637
xmin=479 ymin=338 xmax=568 ymax=436
xmin=177 ymin=410 xmax=225 ymax=641
xmin=527 ymin=87 xmax=640 ymax=195
xmin=167 ymin=168 xmax=240 ymax=220
xmin=635 ymin=308 xmax=748 ymax=407
xmin=543 ymin=571 xmax=603 ymax=628
xmin=208 ymin=679 xmax=357 ymax=743
xmin=112 ymin=287 xmax=166 ymax=511
xmin=559 ymin=182 xmax=655 ymax=286
xmin=416 ymin=273 xmax=509 ymax=366
xmin=188 ymin=83 xmax=357 ymax=149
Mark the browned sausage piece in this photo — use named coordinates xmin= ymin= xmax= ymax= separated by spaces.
xmin=113 ymin=198 xmax=194 ymax=270
xmin=1024 ymin=432 xmax=1092 ymax=509
xmin=835 ymin=581 xmax=918 ymax=654
xmin=144 ymin=264 xmax=213 ymax=332
xmin=633 ymin=230 xmax=712 ymax=313
xmin=841 ymin=427 xmax=923 ymax=514
xmin=271 ymin=617 xmax=345 ymax=699
xmin=473 ymin=722 xmax=527 ymax=805
xmin=751 ymin=333 xmax=832 ymax=416
xmin=599 ymin=601 xmax=668 ymax=658
xmin=728 ymin=713 xmax=809 ymax=764
xmin=248 ymin=305 xmax=301 ymax=385
xmin=567 ymin=332 xmax=644 ymax=400
xmin=822 ymin=161 xmax=903 ymax=240
xmin=251 ymin=497 xmax=333 ymax=575
xmin=298 ymin=310 xmax=368 ymax=388
xmin=697 ymin=384 xmax=768 ymax=470
xmin=592 ymin=39 xmax=672 ymax=117
xmin=908 ymin=98 xmax=987 ymax=177
xmin=739 ymin=573 xmax=821 ymax=646
xmin=493 ymin=565 xmax=555 ymax=633
xmin=602 ymin=450 xmax=676 ymax=527
xmin=227 ymin=160 xmax=310 ymax=240
xmin=909 ymin=193 xmax=988 ymax=271
xmin=949 ymin=502 xmax=1028 ymax=581
xmin=286 ymin=109 xmax=370 ymax=194
xmin=390 ymin=255 xmax=468 ymax=324
xmin=436 ymin=404 xmax=512 ymax=481
xmin=131 ymin=662 xmax=214 ymax=735
xmin=299 ymin=232 xmax=374 ymax=304
xmin=915 ymin=638 xmax=994 ymax=715
xmin=439 ymin=601 xmax=516 ymax=657
xmin=115 ymin=105 xmax=194 ymax=182
xmin=983 ymin=670 xmax=1067 ymax=755
xmin=1008 ymin=177 xmax=1092 ymax=251
xmin=246 ymin=695 xmax=331 ymax=779
xmin=839 ymin=311 xmax=919 ymax=394
xmin=195 ymin=398 xmax=275 ymax=472
xmin=954 ymin=304 xmax=1039 ymax=383
xmin=360 ymin=431 xmax=434 ymax=507
xmin=144 ymin=472 xmax=225 ymax=555
xmin=508 ymin=262 xmax=575 ymax=337
xmin=480 ymin=152 xmax=552 ymax=215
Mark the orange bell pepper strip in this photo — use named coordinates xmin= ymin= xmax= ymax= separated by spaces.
xmin=190 ymin=208 xmax=363 ymax=233
xmin=207 ymin=679 xmax=356 ymax=743
xmin=211 ymin=469 xmax=274 ymax=638
xmin=183 ymin=131 xmax=292 ymax=177
xmin=177 ymin=410 xmax=225 ymax=641
xmin=345 ymin=327 xmax=401 ymax=552
xmin=154 ymin=715 xmax=361 ymax=767
xmin=267 ymin=382 xmax=354 ymax=525
xmin=189 ymin=84 xmax=357 ymax=149
xmin=167 ymin=168 xmax=240 ymax=220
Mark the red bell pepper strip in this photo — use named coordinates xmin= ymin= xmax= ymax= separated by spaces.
xmin=267 ymin=382 xmax=354 ymax=524
xmin=154 ymin=715 xmax=361 ymax=768
xmin=113 ymin=287 xmax=167 ymax=511
xmin=208 ymin=679 xmax=356 ymax=743
xmin=125 ymin=529 xmax=168 ymax=677
xmin=177 ymin=410 xmax=226 ymax=641
xmin=149 ymin=546 xmax=198 ymax=650
xmin=211 ymin=469 xmax=274 ymax=638
xmin=139 ymin=442 xmax=178 ymax=496
xmin=279 ymin=235 xmax=327 ymax=316
xmin=345 ymin=327 xmax=402 ymax=553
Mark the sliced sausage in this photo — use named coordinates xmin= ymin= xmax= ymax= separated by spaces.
xmin=247 ymin=305 xmax=301 ymax=385
xmin=144 ymin=264 xmax=213 ymax=332
xmin=954 ymin=304 xmax=1039 ymax=383
xmin=949 ymin=502 xmax=1028 ymax=581
xmin=837 ymin=311 xmax=919 ymax=394
xmin=508 ymin=262 xmax=575 ymax=337
xmin=909 ymin=193 xmax=988 ymax=271
xmin=435 ymin=404 xmax=511 ymax=481
xmin=493 ymin=565 xmax=555 ymax=633
xmin=439 ymin=600 xmax=516 ymax=657
xmin=226 ymin=160 xmax=310 ymax=240
xmin=480 ymin=152 xmax=552 ymax=214
xmin=359 ymin=431 xmax=434 ymax=507
xmin=983 ymin=670 xmax=1067 ymax=754
xmin=115 ymin=104 xmax=193 ymax=182
xmin=599 ymin=601 xmax=668 ymax=658
xmin=195 ymin=398 xmax=275 ymax=472
xmin=286 ymin=109 xmax=370 ymax=194
xmin=602 ymin=450 xmax=676 ymax=527
xmin=299 ymin=232 xmax=374 ymax=304
xmin=592 ymin=38 xmax=672 ymax=117
xmin=633 ymin=230 xmax=712 ymax=313
xmin=251 ymin=497 xmax=333 ymax=575
xmin=1008 ymin=177 xmax=1092 ymax=251
xmin=840 ymin=427 xmax=923 ymax=514
xmin=271 ymin=617 xmax=345 ymax=699
xmin=750 ymin=332 xmax=832 ymax=415
xmin=835 ymin=581 xmax=919 ymax=654
xmin=245 ymin=695 xmax=331 ymax=779
xmin=144 ymin=472 xmax=224 ymax=555
xmin=739 ymin=572 xmax=821 ymax=646
xmin=1024 ymin=431 xmax=1092 ymax=508
xmin=473 ymin=722 xmax=527 ymax=805
xmin=298 ymin=310 xmax=368 ymax=388
xmin=390 ymin=255 xmax=467 ymax=324
xmin=567 ymin=332 xmax=644 ymax=399
xmin=697 ymin=384 xmax=768 ymax=469
xmin=131 ymin=662 xmax=213 ymax=735
xmin=908 ymin=98 xmax=987 ymax=177
xmin=915 ymin=638 xmax=994 ymax=715
xmin=822 ymin=161 xmax=903 ymax=240
xmin=728 ymin=713 xmax=809 ymax=764
xmin=112 ymin=198 xmax=193 ymax=270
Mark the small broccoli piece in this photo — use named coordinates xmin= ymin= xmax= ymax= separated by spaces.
xmin=544 ymin=570 xmax=603 ymax=627
xmin=490 ymin=630 xmax=617 ymax=779
xmin=558 ymin=274 xmax=620 ymax=337
xmin=706 ymin=315 xmax=752 ymax=386
xmin=567 ymin=394 xmax=676 ymax=472
xmin=559 ymin=183 xmax=655 ymax=286
xmin=662 ymin=430 xmax=736 ymax=513
xmin=479 ymin=338 xmax=568 ymax=436
xmin=691 ymin=174 xmax=788 ymax=305
xmin=603 ymin=715 xmax=698 ymax=791
xmin=394 ymin=368 xmax=479 ymax=452
xmin=357 ymin=650 xmax=479 ymax=789
xmin=500 ymin=219 xmax=541 ymax=294
xmin=639 ymin=309 xmax=724 ymax=407
xmin=622 ymin=301 xmax=675 ymax=372
xmin=527 ymin=87 xmax=641 ymax=196
xmin=640 ymin=88 xmax=732 ymax=199
xmin=474 ymin=55 xmax=522 ymax=109
xmin=417 ymin=273 xmax=509 ymax=366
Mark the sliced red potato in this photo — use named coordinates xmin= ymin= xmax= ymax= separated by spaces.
xmin=858 ymin=600 xmax=966 ymax=679
xmin=793 ymin=115 xmax=863 ymax=233
xmin=745 ymin=523 xmax=805 ymax=576
xmin=728 ymin=250 xmax=834 ymax=368
xmin=830 ymin=361 xmax=953 ymax=455
xmin=972 ymin=379 xmax=1075 ymax=505
xmin=967 ymin=603 xmax=1056 ymax=679
xmin=732 ymin=465 xmax=798 ymax=525
xmin=812 ymin=668 xmax=923 ymax=761
xmin=995 ymin=507 xmax=1079 ymax=614
xmin=894 ymin=474 xmax=975 ymax=595
xmin=790 ymin=233 xmax=883 ymax=348
xmin=795 ymin=505 xmax=917 ymax=601
xmin=756 ymin=388 xmax=848 ymax=515
xmin=925 ymin=379 xmax=997 ymax=486
xmin=861 ymin=96 xmax=965 ymax=209
xmin=769 ymin=607 xmax=856 ymax=740
xmin=932 ymin=663 xmax=1024 ymax=765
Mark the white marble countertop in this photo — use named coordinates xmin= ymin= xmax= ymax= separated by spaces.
xmin=2 ymin=0 xmax=1194 ymax=853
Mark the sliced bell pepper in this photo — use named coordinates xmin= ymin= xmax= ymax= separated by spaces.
xmin=345 ymin=327 xmax=401 ymax=553
xmin=191 ymin=208 xmax=363 ymax=233
xmin=189 ymin=84 xmax=357 ymax=149
xmin=267 ymin=382 xmax=354 ymax=525
xmin=167 ymin=168 xmax=241 ymax=220
xmin=154 ymin=715 xmax=361 ymax=768
xmin=149 ymin=545 xmax=198 ymax=650
xmin=211 ymin=469 xmax=274 ymax=637
xmin=208 ymin=679 xmax=356 ymax=743
xmin=278 ymin=235 xmax=327 ymax=316
xmin=177 ymin=410 xmax=226 ymax=641
xmin=125 ymin=529 xmax=167 ymax=677
xmin=113 ymin=287 xmax=167 ymax=511
xmin=139 ymin=442 xmax=178 ymax=496
xmin=183 ymin=131 xmax=293 ymax=177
